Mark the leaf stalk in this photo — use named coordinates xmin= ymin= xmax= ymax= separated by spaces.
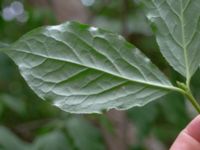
xmin=185 ymin=90 xmax=200 ymax=114
xmin=177 ymin=81 xmax=200 ymax=114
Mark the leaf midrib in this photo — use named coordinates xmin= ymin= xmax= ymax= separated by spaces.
xmin=152 ymin=0 xmax=190 ymax=81
xmin=9 ymin=47 xmax=181 ymax=92
xmin=180 ymin=0 xmax=190 ymax=85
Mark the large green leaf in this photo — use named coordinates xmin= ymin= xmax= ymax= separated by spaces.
xmin=142 ymin=0 xmax=200 ymax=83
xmin=4 ymin=22 xmax=180 ymax=113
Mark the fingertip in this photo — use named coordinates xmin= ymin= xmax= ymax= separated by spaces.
xmin=185 ymin=115 xmax=200 ymax=143
xmin=170 ymin=115 xmax=200 ymax=150
xmin=170 ymin=131 xmax=200 ymax=150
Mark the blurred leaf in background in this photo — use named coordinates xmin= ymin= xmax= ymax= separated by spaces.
xmin=0 ymin=126 xmax=31 ymax=150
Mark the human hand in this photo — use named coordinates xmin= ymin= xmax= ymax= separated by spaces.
xmin=170 ymin=115 xmax=200 ymax=150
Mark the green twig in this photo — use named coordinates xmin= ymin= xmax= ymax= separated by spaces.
xmin=185 ymin=90 xmax=200 ymax=114
xmin=177 ymin=81 xmax=200 ymax=114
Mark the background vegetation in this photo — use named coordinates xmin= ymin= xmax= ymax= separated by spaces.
xmin=0 ymin=0 xmax=199 ymax=149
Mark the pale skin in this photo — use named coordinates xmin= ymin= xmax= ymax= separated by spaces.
xmin=170 ymin=115 xmax=200 ymax=150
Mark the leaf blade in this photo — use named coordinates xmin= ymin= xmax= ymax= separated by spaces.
xmin=142 ymin=0 xmax=200 ymax=83
xmin=5 ymin=21 xmax=178 ymax=113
